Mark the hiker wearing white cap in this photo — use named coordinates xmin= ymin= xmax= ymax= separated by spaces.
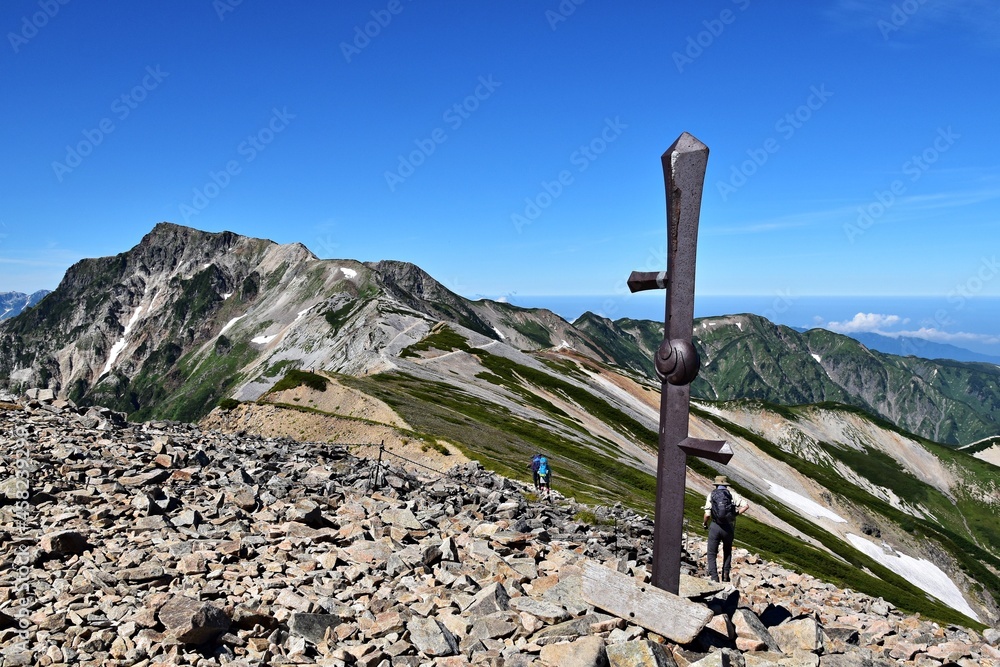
xmin=702 ymin=475 xmax=750 ymax=582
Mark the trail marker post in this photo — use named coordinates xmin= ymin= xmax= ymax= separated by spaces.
xmin=627 ymin=132 xmax=733 ymax=594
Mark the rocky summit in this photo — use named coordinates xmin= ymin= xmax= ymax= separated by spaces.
xmin=2 ymin=395 xmax=998 ymax=667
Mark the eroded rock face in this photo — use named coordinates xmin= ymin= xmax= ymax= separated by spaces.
xmin=0 ymin=396 xmax=995 ymax=667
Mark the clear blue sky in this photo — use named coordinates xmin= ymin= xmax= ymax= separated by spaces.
xmin=2 ymin=2 xmax=999 ymax=311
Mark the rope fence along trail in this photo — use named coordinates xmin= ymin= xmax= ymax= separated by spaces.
xmin=355 ymin=441 xmax=459 ymax=492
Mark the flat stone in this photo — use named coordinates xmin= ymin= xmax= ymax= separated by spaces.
xmin=508 ymin=596 xmax=570 ymax=624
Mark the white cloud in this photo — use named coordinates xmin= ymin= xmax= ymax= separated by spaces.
xmin=824 ymin=316 xmax=1000 ymax=348
xmin=826 ymin=312 xmax=907 ymax=333
xmin=891 ymin=327 xmax=1000 ymax=346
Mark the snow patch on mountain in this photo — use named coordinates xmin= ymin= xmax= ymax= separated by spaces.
xmin=102 ymin=305 xmax=144 ymax=375
xmin=341 ymin=267 xmax=357 ymax=279
xmin=846 ymin=534 xmax=979 ymax=622
xmin=766 ymin=480 xmax=845 ymax=523
xmin=220 ymin=315 xmax=246 ymax=335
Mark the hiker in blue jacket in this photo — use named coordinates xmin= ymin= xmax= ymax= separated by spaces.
xmin=702 ymin=475 xmax=750 ymax=582
xmin=530 ymin=453 xmax=543 ymax=490
xmin=536 ymin=455 xmax=552 ymax=499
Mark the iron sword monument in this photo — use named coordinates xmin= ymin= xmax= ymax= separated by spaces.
xmin=628 ymin=132 xmax=734 ymax=594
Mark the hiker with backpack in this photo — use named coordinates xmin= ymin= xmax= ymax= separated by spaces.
xmin=536 ymin=455 xmax=552 ymax=499
xmin=702 ymin=475 xmax=750 ymax=583
xmin=530 ymin=453 xmax=543 ymax=490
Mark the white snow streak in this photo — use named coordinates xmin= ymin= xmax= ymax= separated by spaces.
xmin=811 ymin=353 xmax=822 ymax=363
xmin=251 ymin=334 xmax=277 ymax=345
xmin=222 ymin=292 xmax=233 ymax=300
xmin=220 ymin=315 xmax=246 ymax=335
xmin=340 ymin=267 xmax=357 ymax=279
xmin=765 ymin=481 xmax=846 ymax=523
xmin=492 ymin=327 xmax=506 ymax=340
xmin=102 ymin=306 xmax=144 ymax=375
xmin=846 ymin=534 xmax=979 ymax=622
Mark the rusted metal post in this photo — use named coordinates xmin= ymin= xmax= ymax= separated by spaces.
xmin=628 ymin=132 xmax=733 ymax=594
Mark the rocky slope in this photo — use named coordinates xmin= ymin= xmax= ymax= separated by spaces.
xmin=3 ymin=395 xmax=999 ymax=667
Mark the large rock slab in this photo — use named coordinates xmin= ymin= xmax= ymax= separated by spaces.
xmin=582 ymin=560 xmax=713 ymax=644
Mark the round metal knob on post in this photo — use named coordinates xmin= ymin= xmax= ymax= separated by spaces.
xmin=654 ymin=338 xmax=700 ymax=386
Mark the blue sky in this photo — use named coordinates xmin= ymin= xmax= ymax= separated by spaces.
xmin=2 ymin=1 xmax=999 ymax=346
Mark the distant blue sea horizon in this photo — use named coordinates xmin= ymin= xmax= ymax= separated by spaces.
xmin=482 ymin=294 xmax=1000 ymax=357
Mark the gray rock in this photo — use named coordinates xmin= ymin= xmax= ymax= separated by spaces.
xmin=464 ymin=582 xmax=510 ymax=618
xmin=157 ymin=596 xmax=230 ymax=645
xmin=289 ymin=612 xmax=342 ymax=644
xmin=407 ymin=617 xmax=459 ymax=657
xmin=606 ymin=640 xmax=678 ymax=667
xmin=540 ymin=635 xmax=608 ymax=667
xmin=39 ymin=529 xmax=89 ymax=555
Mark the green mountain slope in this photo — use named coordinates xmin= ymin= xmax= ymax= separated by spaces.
xmin=577 ymin=311 xmax=1000 ymax=445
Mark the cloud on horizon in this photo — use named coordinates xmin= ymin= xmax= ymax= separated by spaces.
xmin=826 ymin=312 xmax=908 ymax=333
xmin=825 ymin=312 xmax=1000 ymax=347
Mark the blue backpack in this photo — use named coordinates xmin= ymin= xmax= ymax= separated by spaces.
xmin=537 ymin=457 xmax=549 ymax=476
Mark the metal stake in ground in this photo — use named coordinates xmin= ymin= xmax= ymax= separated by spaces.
xmin=627 ymin=132 xmax=734 ymax=594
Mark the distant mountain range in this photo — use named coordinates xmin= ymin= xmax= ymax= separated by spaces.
xmin=1 ymin=221 xmax=997 ymax=626
xmin=838 ymin=331 xmax=1000 ymax=365
xmin=0 ymin=290 xmax=49 ymax=320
